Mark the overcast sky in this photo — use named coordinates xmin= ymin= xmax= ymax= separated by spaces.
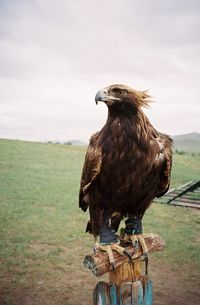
xmin=0 ymin=0 xmax=200 ymax=142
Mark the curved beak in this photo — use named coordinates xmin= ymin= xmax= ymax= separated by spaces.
xmin=95 ymin=89 xmax=107 ymax=105
xmin=95 ymin=88 xmax=120 ymax=105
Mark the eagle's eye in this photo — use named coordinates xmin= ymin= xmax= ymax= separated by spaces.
xmin=118 ymin=90 xmax=127 ymax=95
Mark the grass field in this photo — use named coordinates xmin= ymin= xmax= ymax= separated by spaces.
xmin=0 ymin=139 xmax=199 ymax=305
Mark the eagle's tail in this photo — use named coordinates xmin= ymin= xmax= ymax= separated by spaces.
xmin=85 ymin=220 xmax=92 ymax=234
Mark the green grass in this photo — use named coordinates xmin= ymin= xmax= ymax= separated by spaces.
xmin=0 ymin=140 xmax=87 ymax=275
xmin=0 ymin=139 xmax=200 ymax=303
xmin=171 ymin=153 xmax=200 ymax=187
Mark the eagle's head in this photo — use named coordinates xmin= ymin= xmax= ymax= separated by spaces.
xmin=95 ymin=84 xmax=151 ymax=112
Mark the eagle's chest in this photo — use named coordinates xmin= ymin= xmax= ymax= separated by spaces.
xmin=101 ymin=132 xmax=143 ymax=181
xmin=98 ymin=118 xmax=154 ymax=189
xmin=102 ymin=119 xmax=138 ymax=160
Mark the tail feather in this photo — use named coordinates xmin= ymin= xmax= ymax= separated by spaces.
xmin=85 ymin=220 xmax=92 ymax=234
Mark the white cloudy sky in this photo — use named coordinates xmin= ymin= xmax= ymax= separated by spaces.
xmin=0 ymin=0 xmax=200 ymax=142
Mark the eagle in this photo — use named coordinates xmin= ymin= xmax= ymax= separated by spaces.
xmin=79 ymin=84 xmax=173 ymax=268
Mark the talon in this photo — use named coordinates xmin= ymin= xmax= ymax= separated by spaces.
xmin=133 ymin=239 xmax=139 ymax=250
xmin=124 ymin=232 xmax=149 ymax=274
xmin=141 ymin=252 xmax=148 ymax=275
xmin=138 ymin=235 xmax=148 ymax=254
xmin=94 ymin=242 xmax=133 ymax=269
xmin=93 ymin=244 xmax=97 ymax=254
xmin=130 ymin=235 xmax=139 ymax=251
xmin=141 ymin=252 xmax=148 ymax=260
xmin=124 ymin=217 xmax=149 ymax=274
xmin=123 ymin=250 xmax=132 ymax=263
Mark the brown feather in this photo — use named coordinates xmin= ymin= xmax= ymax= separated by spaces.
xmin=79 ymin=85 xmax=173 ymax=236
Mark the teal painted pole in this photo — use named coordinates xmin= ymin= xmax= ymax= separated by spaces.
xmin=93 ymin=277 xmax=153 ymax=305
xmin=144 ymin=279 xmax=153 ymax=305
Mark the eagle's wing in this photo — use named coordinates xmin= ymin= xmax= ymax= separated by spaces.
xmin=79 ymin=132 xmax=102 ymax=212
xmin=155 ymin=134 xmax=173 ymax=197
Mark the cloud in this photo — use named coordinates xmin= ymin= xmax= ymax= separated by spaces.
xmin=0 ymin=0 xmax=200 ymax=141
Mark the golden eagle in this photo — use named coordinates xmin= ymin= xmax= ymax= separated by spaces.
xmin=79 ymin=84 xmax=173 ymax=267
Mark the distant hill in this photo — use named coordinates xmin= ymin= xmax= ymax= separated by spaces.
xmin=172 ymin=132 xmax=200 ymax=153
xmin=65 ymin=139 xmax=87 ymax=146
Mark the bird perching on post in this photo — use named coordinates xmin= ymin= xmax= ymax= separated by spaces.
xmin=79 ymin=84 xmax=173 ymax=270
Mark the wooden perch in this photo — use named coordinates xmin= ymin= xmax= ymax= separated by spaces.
xmin=83 ymin=233 xmax=165 ymax=277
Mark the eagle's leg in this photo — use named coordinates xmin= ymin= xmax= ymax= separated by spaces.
xmin=124 ymin=217 xmax=148 ymax=274
xmin=95 ymin=220 xmax=132 ymax=270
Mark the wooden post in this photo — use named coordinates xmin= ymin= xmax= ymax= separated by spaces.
xmin=109 ymin=259 xmax=143 ymax=284
xmin=83 ymin=233 xmax=165 ymax=305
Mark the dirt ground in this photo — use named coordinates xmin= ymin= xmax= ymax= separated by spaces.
xmin=0 ymin=254 xmax=199 ymax=305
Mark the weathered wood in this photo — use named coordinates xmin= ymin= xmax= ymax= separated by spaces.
xmin=109 ymin=259 xmax=142 ymax=284
xmin=83 ymin=233 xmax=165 ymax=276
xmin=93 ymin=277 xmax=153 ymax=305
xmin=170 ymin=201 xmax=200 ymax=209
